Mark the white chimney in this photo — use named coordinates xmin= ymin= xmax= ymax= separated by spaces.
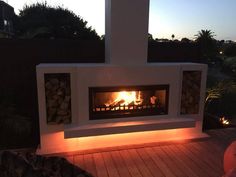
xmin=105 ymin=0 xmax=150 ymax=65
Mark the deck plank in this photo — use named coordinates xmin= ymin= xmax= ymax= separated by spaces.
xmin=170 ymin=145 xmax=209 ymax=177
xmin=177 ymin=144 xmax=219 ymax=177
xmin=162 ymin=145 xmax=199 ymax=177
xmin=196 ymin=140 xmax=224 ymax=168
xmin=102 ymin=152 xmax=120 ymax=177
xmin=136 ymin=148 xmax=165 ymax=177
xmin=84 ymin=154 xmax=97 ymax=177
xmin=191 ymin=140 xmax=225 ymax=175
xmin=110 ymin=151 xmax=132 ymax=177
xmin=153 ymin=146 xmax=187 ymax=177
xmin=52 ymin=128 xmax=236 ymax=177
xmin=119 ymin=149 xmax=143 ymax=177
xmin=93 ymin=153 xmax=109 ymax=177
xmin=186 ymin=142 xmax=223 ymax=175
xmin=74 ymin=155 xmax=85 ymax=169
xmin=221 ymin=128 xmax=236 ymax=142
xmin=145 ymin=147 xmax=176 ymax=177
xmin=128 ymin=149 xmax=154 ymax=177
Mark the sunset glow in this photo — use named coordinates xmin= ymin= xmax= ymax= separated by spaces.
xmin=7 ymin=0 xmax=236 ymax=40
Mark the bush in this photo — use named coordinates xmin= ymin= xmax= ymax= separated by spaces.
xmin=205 ymin=80 xmax=236 ymax=117
xmin=0 ymin=104 xmax=35 ymax=149
xmin=222 ymin=57 xmax=236 ymax=77
xmin=224 ymin=44 xmax=236 ymax=57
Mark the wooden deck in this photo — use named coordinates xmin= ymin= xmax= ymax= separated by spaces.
xmin=63 ymin=128 xmax=236 ymax=177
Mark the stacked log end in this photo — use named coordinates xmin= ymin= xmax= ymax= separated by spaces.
xmin=44 ymin=73 xmax=71 ymax=124
xmin=181 ymin=71 xmax=201 ymax=114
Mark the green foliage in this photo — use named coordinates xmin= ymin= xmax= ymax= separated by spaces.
xmin=224 ymin=44 xmax=236 ymax=57
xmin=205 ymin=80 xmax=236 ymax=117
xmin=195 ymin=29 xmax=218 ymax=61
xmin=206 ymin=80 xmax=234 ymax=100
xmin=0 ymin=103 xmax=33 ymax=149
xmin=14 ymin=2 xmax=100 ymax=40
xmin=181 ymin=38 xmax=191 ymax=43
xmin=220 ymin=89 xmax=236 ymax=116
xmin=222 ymin=57 xmax=236 ymax=77
xmin=195 ymin=29 xmax=215 ymax=41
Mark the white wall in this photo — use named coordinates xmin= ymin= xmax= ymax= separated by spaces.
xmin=105 ymin=0 xmax=150 ymax=65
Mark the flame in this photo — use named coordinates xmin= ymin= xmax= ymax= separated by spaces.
xmin=106 ymin=91 xmax=143 ymax=107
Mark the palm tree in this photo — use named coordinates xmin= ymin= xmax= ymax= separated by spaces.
xmin=195 ymin=29 xmax=215 ymax=42
xmin=171 ymin=34 xmax=175 ymax=41
xmin=195 ymin=29 xmax=217 ymax=61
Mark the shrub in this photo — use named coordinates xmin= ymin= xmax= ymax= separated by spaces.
xmin=224 ymin=44 xmax=236 ymax=57
xmin=222 ymin=57 xmax=236 ymax=77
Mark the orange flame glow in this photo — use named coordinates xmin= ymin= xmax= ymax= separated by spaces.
xmin=220 ymin=116 xmax=230 ymax=125
xmin=106 ymin=91 xmax=143 ymax=107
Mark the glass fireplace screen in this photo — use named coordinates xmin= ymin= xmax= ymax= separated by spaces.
xmin=89 ymin=85 xmax=169 ymax=120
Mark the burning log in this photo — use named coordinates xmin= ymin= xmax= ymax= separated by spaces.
xmin=109 ymin=99 xmax=125 ymax=107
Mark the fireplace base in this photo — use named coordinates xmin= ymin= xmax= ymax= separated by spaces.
xmin=36 ymin=63 xmax=208 ymax=155
xmin=64 ymin=118 xmax=195 ymax=138
xmin=36 ymin=120 xmax=208 ymax=155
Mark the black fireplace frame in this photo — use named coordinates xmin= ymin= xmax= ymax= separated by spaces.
xmin=89 ymin=85 xmax=169 ymax=120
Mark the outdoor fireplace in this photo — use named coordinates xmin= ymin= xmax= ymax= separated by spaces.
xmin=36 ymin=0 xmax=208 ymax=154
xmin=89 ymin=85 xmax=169 ymax=119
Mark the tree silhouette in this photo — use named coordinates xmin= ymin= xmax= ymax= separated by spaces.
xmin=148 ymin=33 xmax=154 ymax=41
xmin=195 ymin=29 xmax=215 ymax=43
xmin=171 ymin=34 xmax=175 ymax=41
xmin=195 ymin=29 xmax=217 ymax=60
xmin=14 ymin=2 xmax=100 ymax=40
xmin=224 ymin=44 xmax=236 ymax=57
xmin=181 ymin=37 xmax=191 ymax=43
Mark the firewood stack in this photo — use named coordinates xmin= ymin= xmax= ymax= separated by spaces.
xmin=181 ymin=71 xmax=201 ymax=114
xmin=44 ymin=73 xmax=71 ymax=124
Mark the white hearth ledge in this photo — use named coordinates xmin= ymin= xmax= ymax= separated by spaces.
xmin=64 ymin=118 xmax=195 ymax=138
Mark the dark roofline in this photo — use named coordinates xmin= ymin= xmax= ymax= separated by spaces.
xmin=0 ymin=1 xmax=14 ymax=10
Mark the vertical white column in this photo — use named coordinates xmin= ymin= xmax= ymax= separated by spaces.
xmin=105 ymin=0 xmax=150 ymax=65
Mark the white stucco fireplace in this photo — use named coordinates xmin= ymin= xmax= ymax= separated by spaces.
xmin=36 ymin=0 xmax=208 ymax=154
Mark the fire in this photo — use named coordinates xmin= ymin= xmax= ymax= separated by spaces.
xmin=106 ymin=91 xmax=143 ymax=107
xmin=220 ymin=116 xmax=230 ymax=125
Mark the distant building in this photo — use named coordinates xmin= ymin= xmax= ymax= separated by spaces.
xmin=0 ymin=0 xmax=14 ymax=37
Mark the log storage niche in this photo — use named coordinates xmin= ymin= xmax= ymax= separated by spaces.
xmin=180 ymin=71 xmax=201 ymax=115
xmin=44 ymin=73 xmax=71 ymax=124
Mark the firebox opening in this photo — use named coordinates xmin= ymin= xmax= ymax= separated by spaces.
xmin=89 ymin=85 xmax=169 ymax=120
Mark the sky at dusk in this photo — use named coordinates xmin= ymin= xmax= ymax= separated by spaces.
xmin=6 ymin=0 xmax=236 ymax=41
